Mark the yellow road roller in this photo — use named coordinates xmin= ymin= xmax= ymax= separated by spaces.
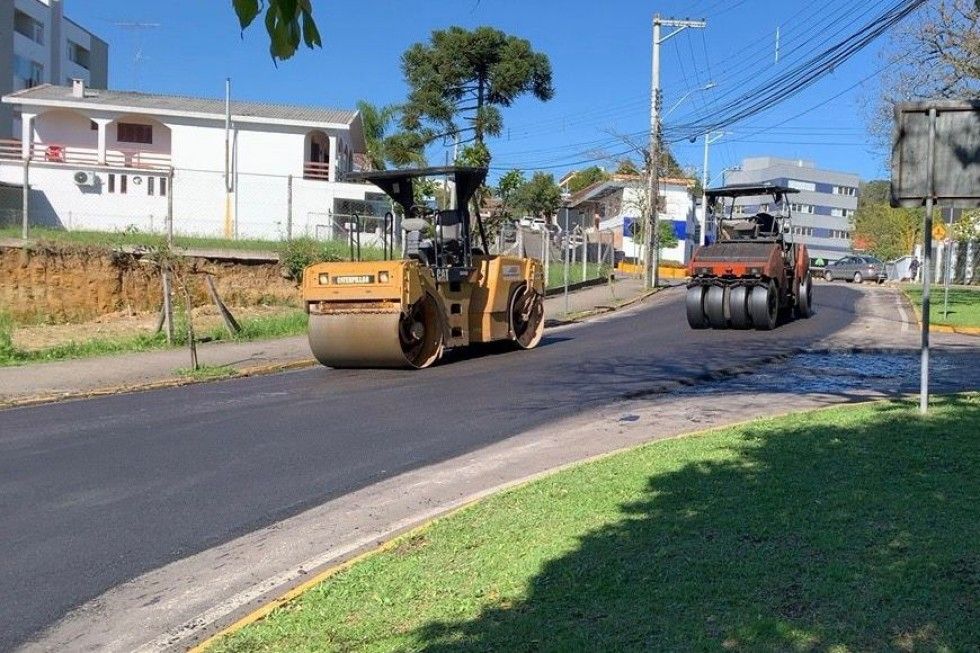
xmin=302 ymin=167 xmax=545 ymax=369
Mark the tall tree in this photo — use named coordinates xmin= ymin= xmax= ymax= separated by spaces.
xmin=615 ymin=159 xmax=641 ymax=176
xmin=496 ymin=169 xmax=526 ymax=220
xmin=852 ymin=180 xmax=921 ymax=261
xmin=398 ymin=26 xmax=554 ymax=154
xmin=514 ymin=172 xmax=562 ymax=220
xmin=870 ymin=0 xmax=979 ymax=141
xmin=232 ymin=0 xmax=321 ymax=62
xmin=566 ymin=166 xmax=610 ymax=194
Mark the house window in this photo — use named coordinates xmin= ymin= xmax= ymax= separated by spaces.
xmin=14 ymin=10 xmax=44 ymax=44
xmin=791 ymin=203 xmax=814 ymax=214
xmin=117 ymin=123 xmax=153 ymax=144
xmin=108 ymin=174 xmax=115 ymax=193
xmin=833 ymin=185 xmax=856 ymax=196
xmin=120 ymin=175 xmax=128 ymax=194
xmin=159 ymin=176 xmax=167 ymax=197
xmin=830 ymin=208 xmax=852 ymax=218
xmin=787 ymin=179 xmax=816 ymax=192
xmin=147 ymin=177 xmax=155 ymax=196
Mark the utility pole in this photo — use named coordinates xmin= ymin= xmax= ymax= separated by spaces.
xmin=646 ymin=15 xmax=707 ymax=289
xmin=224 ymin=78 xmax=233 ymax=239
xmin=700 ymin=131 xmax=724 ymax=246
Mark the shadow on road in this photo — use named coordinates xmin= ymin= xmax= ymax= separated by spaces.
xmin=407 ymin=395 xmax=980 ymax=652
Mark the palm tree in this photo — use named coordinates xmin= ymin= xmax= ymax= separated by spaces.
xmin=356 ymin=100 xmax=427 ymax=170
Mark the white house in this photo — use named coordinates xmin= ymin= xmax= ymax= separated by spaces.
xmin=0 ymin=82 xmax=389 ymax=240
xmin=566 ymin=174 xmax=697 ymax=264
xmin=2 ymin=0 xmax=109 ymax=138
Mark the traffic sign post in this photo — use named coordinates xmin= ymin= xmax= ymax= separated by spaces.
xmin=943 ymin=237 xmax=953 ymax=319
xmin=891 ymin=100 xmax=980 ymax=414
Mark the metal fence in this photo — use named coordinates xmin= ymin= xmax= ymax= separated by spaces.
xmin=0 ymin=162 xmax=398 ymax=246
xmin=495 ymin=225 xmax=618 ymax=287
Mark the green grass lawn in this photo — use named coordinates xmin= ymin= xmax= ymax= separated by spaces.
xmin=0 ymin=310 xmax=308 ymax=367
xmin=209 ymin=394 xmax=980 ymax=653
xmin=546 ymin=262 xmax=607 ymax=289
xmin=904 ymin=286 xmax=980 ymax=329
xmin=0 ymin=226 xmax=384 ymax=261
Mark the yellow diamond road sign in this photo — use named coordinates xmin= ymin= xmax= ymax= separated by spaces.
xmin=932 ymin=223 xmax=947 ymax=240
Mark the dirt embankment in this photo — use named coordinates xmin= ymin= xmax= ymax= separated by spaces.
xmin=0 ymin=243 xmax=300 ymax=324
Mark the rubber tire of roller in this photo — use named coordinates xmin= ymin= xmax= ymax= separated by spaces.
xmin=749 ymin=281 xmax=778 ymax=331
xmin=686 ymin=286 xmax=709 ymax=329
xmin=705 ymin=285 xmax=728 ymax=329
xmin=796 ymin=273 xmax=814 ymax=319
xmin=510 ymin=285 xmax=545 ymax=349
xmin=728 ymin=286 xmax=751 ymax=329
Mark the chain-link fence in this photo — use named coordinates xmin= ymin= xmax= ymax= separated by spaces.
xmin=494 ymin=224 xmax=617 ymax=289
xmin=0 ymin=163 xmax=400 ymax=247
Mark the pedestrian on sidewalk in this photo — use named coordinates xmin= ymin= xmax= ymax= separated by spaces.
xmin=909 ymin=256 xmax=920 ymax=282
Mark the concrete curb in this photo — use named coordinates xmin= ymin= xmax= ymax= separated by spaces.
xmin=2 ymin=286 xmax=663 ymax=410
xmin=545 ymin=286 xmax=663 ymax=327
xmin=0 ymin=358 xmax=317 ymax=410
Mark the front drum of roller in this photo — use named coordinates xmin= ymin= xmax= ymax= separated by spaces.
xmin=308 ymin=297 xmax=443 ymax=369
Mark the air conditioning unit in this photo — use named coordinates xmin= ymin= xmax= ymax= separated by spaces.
xmin=73 ymin=171 xmax=95 ymax=186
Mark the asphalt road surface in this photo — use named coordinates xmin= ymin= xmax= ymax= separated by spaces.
xmin=0 ymin=285 xmax=862 ymax=650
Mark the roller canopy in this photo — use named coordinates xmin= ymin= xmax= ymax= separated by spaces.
xmin=345 ymin=167 xmax=488 ymax=215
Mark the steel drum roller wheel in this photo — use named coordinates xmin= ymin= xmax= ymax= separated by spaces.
xmin=510 ymin=285 xmax=545 ymax=349
xmin=686 ymin=286 xmax=708 ymax=329
xmin=728 ymin=286 xmax=751 ymax=329
xmin=749 ymin=281 xmax=778 ymax=330
xmin=705 ymin=286 xmax=727 ymax=329
xmin=308 ymin=295 xmax=444 ymax=369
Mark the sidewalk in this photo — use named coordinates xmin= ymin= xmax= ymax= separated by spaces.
xmin=0 ymin=275 xmax=652 ymax=406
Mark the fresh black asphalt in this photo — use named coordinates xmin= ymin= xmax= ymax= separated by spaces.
xmin=0 ymin=285 xmax=861 ymax=650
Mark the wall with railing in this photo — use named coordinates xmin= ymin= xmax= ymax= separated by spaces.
xmin=0 ymin=138 xmax=172 ymax=170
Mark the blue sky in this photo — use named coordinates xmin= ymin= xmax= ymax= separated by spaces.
xmin=69 ymin=0 xmax=910 ymax=184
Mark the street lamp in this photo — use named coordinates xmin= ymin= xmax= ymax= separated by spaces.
xmin=699 ymin=131 xmax=725 ymax=246
xmin=666 ymin=81 xmax=716 ymax=116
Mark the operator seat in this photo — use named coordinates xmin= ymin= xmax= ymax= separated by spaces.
xmin=754 ymin=212 xmax=777 ymax=236
xmin=436 ymin=209 xmax=464 ymax=266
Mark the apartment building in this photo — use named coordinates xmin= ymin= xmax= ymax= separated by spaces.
xmin=724 ymin=157 xmax=860 ymax=263
xmin=0 ymin=0 xmax=108 ymax=138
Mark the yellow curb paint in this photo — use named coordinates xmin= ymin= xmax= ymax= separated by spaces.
xmin=188 ymin=393 xmax=927 ymax=652
xmin=906 ymin=302 xmax=980 ymax=337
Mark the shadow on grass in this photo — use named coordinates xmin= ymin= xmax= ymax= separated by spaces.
xmin=412 ymin=396 xmax=980 ymax=651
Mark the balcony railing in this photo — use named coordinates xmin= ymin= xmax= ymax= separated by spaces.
xmin=0 ymin=139 xmax=172 ymax=170
xmin=303 ymin=161 xmax=331 ymax=181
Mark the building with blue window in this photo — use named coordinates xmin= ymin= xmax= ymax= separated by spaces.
xmin=724 ymin=157 xmax=860 ymax=264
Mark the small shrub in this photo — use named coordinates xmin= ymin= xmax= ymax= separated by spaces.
xmin=277 ymin=237 xmax=343 ymax=281
xmin=0 ymin=310 xmax=16 ymax=360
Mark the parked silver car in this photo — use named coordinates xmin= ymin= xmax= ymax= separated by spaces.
xmin=823 ymin=255 xmax=887 ymax=283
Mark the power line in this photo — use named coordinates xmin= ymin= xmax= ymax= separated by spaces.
xmin=665 ymin=0 xmax=926 ymax=141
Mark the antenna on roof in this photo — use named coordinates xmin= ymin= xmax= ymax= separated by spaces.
xmin=113 ymin=21 xmax=161 ymax=90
